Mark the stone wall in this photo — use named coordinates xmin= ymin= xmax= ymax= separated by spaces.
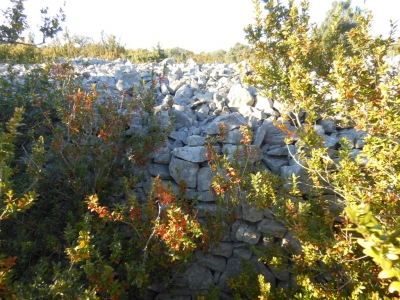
xmin=2 ymin=55 xmax=399 ymax=299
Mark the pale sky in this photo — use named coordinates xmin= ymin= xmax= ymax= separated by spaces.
xmin=1 ymin=0 xmax=399 ymax=53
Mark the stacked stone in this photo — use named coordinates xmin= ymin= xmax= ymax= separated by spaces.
xmin=2 ymin=55 xmax=398 ymax=299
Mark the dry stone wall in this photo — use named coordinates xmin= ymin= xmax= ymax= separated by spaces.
xmin=2 ymin=55 xmax=400 ymax=299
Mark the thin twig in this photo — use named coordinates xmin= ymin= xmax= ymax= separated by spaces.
xmin=142 ymin=202 xmax=161 ymax=267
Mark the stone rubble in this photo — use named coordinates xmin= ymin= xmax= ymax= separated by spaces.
xmin=2 ymin=55 xmax=399 ymax=300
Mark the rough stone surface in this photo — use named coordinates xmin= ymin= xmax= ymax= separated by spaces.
xmin=226 ymin=84 xmax=255 ymax=110
xmin=236 ymin=222 xmax=262 ymax=245
xmin=197 ymin=167 xmax=213 ymax=191
xmin=169 ymin=156 xmax=199 ymax=188
xmin=218 ymin=257 xmax=243 ymax=292
xmin=184 ymin=264 xmax=213 ymax=291
xmin=205 ymin=113 xmax=247 ymax=134
xmin=257 ymin=218 xmax=288 ymax=238
xmin=281 ymin=231 xmax=303 ymax=255
xmin=242 ymin=202 xmax=264 ymax=223
xmin=171 ymin=146 xmax=208 ymax=163
xmin=211 ymin=243 xmax=234 ymax=258
xmin=148 ymin=163 xmax=171 ymax=179
xmin=198 ymin=254 xmax=227 ymax=273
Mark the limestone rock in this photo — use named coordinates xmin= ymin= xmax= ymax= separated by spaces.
xmin=169 ymin=156 xmax=199 ymax=188
xmin=226 ymin=84 xmax=255 ymax=110
xmin=116 ymin=73 xmax=142 ymax=91
xmin=197 ymin=166 xmax=213 ymax=191
xmin=236 ymin=222 xmax=262 ymax=245
xmin=171 ymin=146 xmax=208 ymax=163
xmin=257 ymin=218 xmax=288 ymax=238
xmin=205 ymin=113 xmax=247 ymax=135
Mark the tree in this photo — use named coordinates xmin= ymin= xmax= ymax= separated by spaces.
xmin=152 ymin=42 xmax=167 ymax=62
xmin=225 ymin=43 xmax=251 ymax=63
xmin=0 ymin=0 xmax=66 ymax=45
xmin=313 ymin=0 xmax=361 ymax=52
xmin=245 ymin=0 xmax=400 ymax=297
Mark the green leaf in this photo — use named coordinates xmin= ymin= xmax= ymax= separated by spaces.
xmin=388 ymin=281 xmax=400 ymax=293
xmin=380 ymin=259 xmax=393 ymax=271
xmin=386 ymin=253 xmax=399 ymax=261
xmin=362 ymin=247 xmax=380 ymax=259
xmin=378 ymin=269 xmax=396 ymax=279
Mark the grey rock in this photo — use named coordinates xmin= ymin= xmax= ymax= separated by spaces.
xmin=317 ymin=118 xmax=336 ymax=133
xmin=242 ymin=202 xmax=264 ymax=223
xmin=236 ymin=222 xmax=262 ymax=245
xmin=169 ymin=130 xmax=188 ymax=144
xmin=222 ymin=144 xmax=263 ymax=166
xmin=205 ymin=113 xmax=247 ymax=135
xmin=323 ymin=135 xmax=340 ymax=149
xmin=175 ymin=84 xmax=193 ymax=101
xmin=267 ymin=145 xmax=291 ymax=156
xmin=236 ymin=61 xmax=253 ymax=75
xmin=170 ymin=79 xmax=186 ymax=93
xmin=213 ymin=272 xmax=221 ymax=284
xmin=338 ymin=129 xmax=356 ymax=148
xmin=186 ymin=58 xmax=197 ymax=68
xmin=198 ymin=255 xmax=227 ymax=273
xmin=195 ymin=102 xmax=210 ymax=114
xmin=270 ymin=265 xmax=290 ymax=282
xmin=280 ymin=163 xmax=310 ymax=195
xmin=226 ymin=84 xmax=255 ymax=110
xmin=281 ymin=231 xmax=302 ymax=255
xmin=148 ymin=163 xmax=171 ymax=179
xmin=218 ymin=257 xmax=243 ymax=292
xmin=197 ymin=167 xmax=213 ymax=191
xmin=116 ymin=73 xmax=142 ymax=91
xmin=187 ymin=135 xmax=206 ymax=146
xmin=233 ymin=245 xmax=253 ymax=260
xmin=355 ymin=130 xmax=367 ymax=149
xmin=225 ymin=129 xmax=243 ymax=145
xmin=320 ymin=194 xmax=345 ymax=216
xmin=257 ymin=218 xmax=288 ymax=238
xmin=195 ymin=203 xmax=218 ymax=218
xmin=263 ymin=122 xmax=288 ymax=146
xmin=349 ymin=149 xmax=368 ymax=166
xmin=161 ymin=57 xmax=175 ymax=66
xmin=262 ymin=156 xmax=289 ymax=174
xmin=169 ymin=156 xmax=199 ymax=188
xmin=168 ymin=139 xmax=184 ymax=150
xmin=313 ymin=124 xmax=325 ymax=136
xmin=211 ymin=242 xmax=234 ymax=257
xmin=154 ymin=111 xmax=172 ymax=130
xmin=173 ymin=104 xmax=193 ymax=117
xmin=185 ymin=190 xmax=214 ymax=202
xmin=250 ymin=255 xmax=276 ymax=288
xmin=171 ymin=146 xmax=208 ymax=163
xmin=253 ymin=117 xmax=274 ymax=147
xmin=184 ymin=264 xmax=213 ymax=291
xmin=171 ymin=109 xmax=193 ymax=128
xmin=255 ymin=96 xmax=274 ymax=113
xmin=169 ymin=66 xmax=183 ymax=80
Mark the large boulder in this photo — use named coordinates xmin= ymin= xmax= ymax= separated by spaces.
xmin=116 ymin=73 xmax=142 ymax=91
xmin=205 ymin=113 xmax=247 ymax=135
xmin=169 ymin=156 xmax=199 ymax=188
xmin=226 ymin=84 xmax=254 ymax=110
xmin=171 ymin=146 xmax=208 ymax=163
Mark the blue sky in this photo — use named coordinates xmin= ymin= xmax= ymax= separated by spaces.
xmin=1 ymin=0 xmax=399 ymax=53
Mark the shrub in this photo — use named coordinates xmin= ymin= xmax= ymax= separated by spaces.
xmin=0 ymin=58 xmax=209 ymax=298
xmin=244 ymin=0 xmax=400 ymax=298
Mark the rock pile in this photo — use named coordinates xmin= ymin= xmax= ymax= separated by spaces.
xmin=1 ymin=54 xmax=399 ymax=299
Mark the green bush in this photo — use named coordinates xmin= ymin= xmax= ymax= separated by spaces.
xmin=0 ymin=60 xmax=209 ymax=298
xmin=243 ymin=0 xmax=400 ymax=298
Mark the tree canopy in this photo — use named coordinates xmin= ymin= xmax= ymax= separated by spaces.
xmin=0 ymin=0 xmax=65 ymax=45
